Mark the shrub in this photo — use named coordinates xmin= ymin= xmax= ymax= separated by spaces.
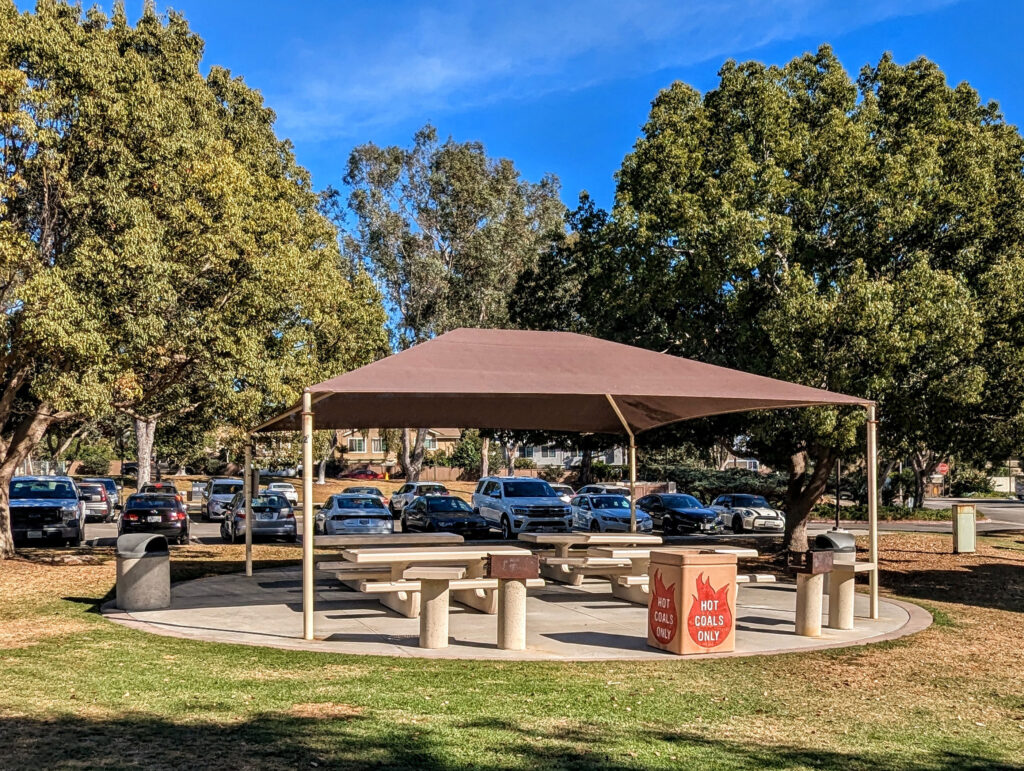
xmin=538 ymin=467 xmax=563 ymax=483
xmin=811 ymin=503 xmax=957 ymax=521
xmin=950 ymin=469 xmax=993 ymax=497
xmin=514 ymin=457 xmax=536 ymax=469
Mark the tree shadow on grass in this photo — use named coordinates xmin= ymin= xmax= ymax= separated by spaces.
xmin=2 ymin=713 xmax=1019 ymax=771
xmin=882 ymin=561 xmax=1024 ymax=613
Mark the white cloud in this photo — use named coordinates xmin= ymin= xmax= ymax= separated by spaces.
xmin=266 ymin=0 xmax=958 ymax=142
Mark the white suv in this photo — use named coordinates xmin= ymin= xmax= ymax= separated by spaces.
xmin=388 ymin=482 xmax=449 ymax=517
xmin=472 ymin=477 xmax=573 ymax=540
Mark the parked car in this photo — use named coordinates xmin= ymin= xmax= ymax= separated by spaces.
xmin=388 ymin=482 xmax=449 ymax=517
xmin=221 ymin=493 xmax=296 ymax=543
xmin=635 ymin=493 xmax=723 ymax=535
xmin=78 ymin=481 xmax=113 ymax=522
xmin=9 ymin=476 xmax=84 ymax=547
xmin=343 ymin=486 xmax=388 ymax=506
xmin=203 ymin=477 xmax=244 ymax=521
xmin=710 ymin=494 xmax=786 ymax=533
xmin=577 ymin=483 xmax=632 ymax=498
xmin=549 ymin=483 xmax=575 ymax=503
xmin=119 ymin=493 xmax=190 ymax=544
xmin=472 ymin=476 xmax=572 ymax=540
xmin=571 ymin=494 xmax=653 ymax=533
xmin=263 ymin=481 xmax=298 ymax=505
xmin=82 ymin=477 xmax=120 ymax=510
xmin=139 ymin=481 xmax=181 ymax=494
xmin=346 ymin=467 xmax=383 ymax=480
xmin=316 ymin=494 xmax=393 ymax=536
xmin=402 ymin=495 xmax=490 ymax=537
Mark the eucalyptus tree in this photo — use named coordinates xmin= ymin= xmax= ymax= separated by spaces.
xmin=345 ymin=124 xmax=564 ymax=479
xmin=0 ymin=2 xmax=385 ymax=556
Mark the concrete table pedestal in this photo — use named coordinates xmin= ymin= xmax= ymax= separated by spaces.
xmin=827 ymin=562 xmax=876 ymax=631
xmin=404 ymin=567 xmax=466 ymax=649
xmin=497 ymin=578 xmax=527 ymax=650
xmin=795 ymin=573 xmax=824 ymax=637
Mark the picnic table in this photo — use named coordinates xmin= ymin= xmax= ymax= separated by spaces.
xmin=335 ymin=544 xmax=540 ymax=618
xmin=588 ymin=545 xmax=767 ymax=605
xmin=315 ymin=533 xmax=464 ymax=549
xmin=517 ymin=532 xmax=664 ymax=585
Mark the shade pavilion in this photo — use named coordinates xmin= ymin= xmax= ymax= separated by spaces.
xmin=250 ymin=328 xmax=879 ymax=641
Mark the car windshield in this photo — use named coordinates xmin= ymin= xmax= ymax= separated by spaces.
xmin=85 ymin=478 xmax=117 ymax=494
xmin=426 ymin=498 xmax=473 ymax=513
xmin=79 ymin=484 xmax=104 ymax=495
xmin=127 ymin=497 xmax=176 ymax=509
xmin=336 ymin=497 xmax=386 ymax=510
xmin=10 ymin=480 xmax=77 ymax=500
xmin=211 ymin=482 xmax=243 ymax=495
xmin=268 ymin=483 xmax=293 ymax=491
xmin=661 ymin=494 xmax=704 ymax=508
xmin=416 ymin=485 xmax=447 ymax=495
xmin=503 ymin=481 xmax=556 ymax=498
xmin=591 ymin=496 xmax=630 ymax=509
xmin=252 ymin=495 xmax=287 ymax=508
xmin=733 ymin=495 xmax=772 ymax=508
xmin=346 ymin=487 xmax=383 ymax=496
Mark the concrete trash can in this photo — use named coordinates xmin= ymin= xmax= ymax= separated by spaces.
xmin=116 ymin=533 xmax=171 ymax=611
xmin=647 ymin=549 xmax=738 ymax=655
xmin=952 ymin=503 xmax=976 ymax=554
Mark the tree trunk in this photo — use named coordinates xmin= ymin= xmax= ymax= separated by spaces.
xmin=505 ymin=442 xmax=518 ymax=476
xmin=782 ymin=446 xmax=837 ymax=552
xmin=480 ymin=437 xmax=490 ymax=478
xmin=134 ymin=416 xmax=157 ymax=490
xmin=910 ymin=451 xmax=936 ymax=509
xmin=579 ymin=449 xmax=593 ymax=486
xmin=401 ymin=428 xmax=428 ymax=481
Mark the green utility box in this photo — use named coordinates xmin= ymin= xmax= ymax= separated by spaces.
xmin=952 ymin=503 xmax=976 ymax=554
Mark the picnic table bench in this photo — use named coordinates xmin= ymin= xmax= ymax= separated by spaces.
xmin=336 ymin=544 xmax=541 ymax=619
xmin=517 ymin=532 xmax=663 ymax=585
xmin=315 ymin=533 xmax=464 ymax=548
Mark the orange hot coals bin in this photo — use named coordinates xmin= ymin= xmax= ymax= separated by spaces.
xmin=647 ymin=550 xmax=738 ymax=655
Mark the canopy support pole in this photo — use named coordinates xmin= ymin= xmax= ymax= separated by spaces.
xmin=244 ymin=437 xmax=253 ymax=577
xmin=301 ymin=391 xmax=315 ymax=640
xmin=866 ymin=404 xmax=879 ymax=620
xmin=605 ymin=395 xmax=637 ymax=533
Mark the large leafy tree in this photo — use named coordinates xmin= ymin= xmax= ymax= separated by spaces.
xmin=0 ymin=1 xmax=386 ymax=556
xmin=515 ymin=47 xmax=1024 ymax=549
xmin=344 ymin=124 xmax=564 ymax=479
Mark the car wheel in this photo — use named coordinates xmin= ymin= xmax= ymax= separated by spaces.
xmin=178 ymin=533 xmax=189 ymax=545
xmin=732 ymin=515 xmax=745 ymax=534
xmin=663 ymin=517 xmax=676 ymax=536
xmin=589 ymin=519 xmax=601 ymax=533
xmin=401 ymin=517 xmax=409 ymax=532
xmin=68 ymin=532 xmax=82 ymax=548
xmin=221 ymin=526 xmax=231 ymax=543
xmin=500 ymin=516 xmax=513 ymax=541
xmin=287 ymin=533 xmax=297 ymax=544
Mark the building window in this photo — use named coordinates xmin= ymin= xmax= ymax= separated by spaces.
xmin=371 ymin=438 xmax=383 ymax=453
xmin=348 ymin=437 xmax=366 ymax=453
xmin=521 ymin=446 xmax=534 ymax=458
xmin=541 ymin=446 xmax=558 ymax=459
xmin=423 ymin=436 xmax=438 ymax=450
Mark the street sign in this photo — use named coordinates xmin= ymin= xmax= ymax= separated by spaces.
xmin=937 ymin=462 xmax=949 ymax=475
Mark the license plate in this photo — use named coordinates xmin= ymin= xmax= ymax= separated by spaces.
xmin=258 ymin=513 xmax=273 ymax=521
xmin=358 ymin=519 xmax=369 ymax=526
xmin=147 ymin=516 xmax=161 ymax=523
xmin=28 ymin=530 xmax=42 ymax=539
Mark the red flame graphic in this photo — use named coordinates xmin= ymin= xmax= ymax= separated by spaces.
xmin=648 ymin=569 xmax=678 ymax=645
xmin=686 ymin=573 xmax=732 ymax=649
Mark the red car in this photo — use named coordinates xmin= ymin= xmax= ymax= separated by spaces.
xmin=346 ymin=467 xmax=383 ymax=480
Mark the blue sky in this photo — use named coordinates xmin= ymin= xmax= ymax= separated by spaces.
xmin=49 ymin=0 xmax=1024 ymax=208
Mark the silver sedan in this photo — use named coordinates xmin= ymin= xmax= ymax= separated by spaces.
xmin=316 ymin=494 xmax=394 ymax=536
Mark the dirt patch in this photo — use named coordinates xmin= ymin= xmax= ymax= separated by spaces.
xmin=288 ymin=702 xmax=363 ymax=719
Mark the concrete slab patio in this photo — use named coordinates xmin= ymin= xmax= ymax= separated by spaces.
xmin=102 ymin=567 xmax=930 ymax=661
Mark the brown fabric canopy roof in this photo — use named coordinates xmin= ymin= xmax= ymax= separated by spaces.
xmin=254 ymin=328 xmax=871 ymax=434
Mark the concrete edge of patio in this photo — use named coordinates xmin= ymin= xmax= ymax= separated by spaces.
xmin=99 ymin=567 xmax=932 ymax=662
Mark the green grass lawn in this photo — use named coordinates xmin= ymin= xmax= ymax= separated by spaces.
xmin=2 ymin=535 xmax=1023 ymax=770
